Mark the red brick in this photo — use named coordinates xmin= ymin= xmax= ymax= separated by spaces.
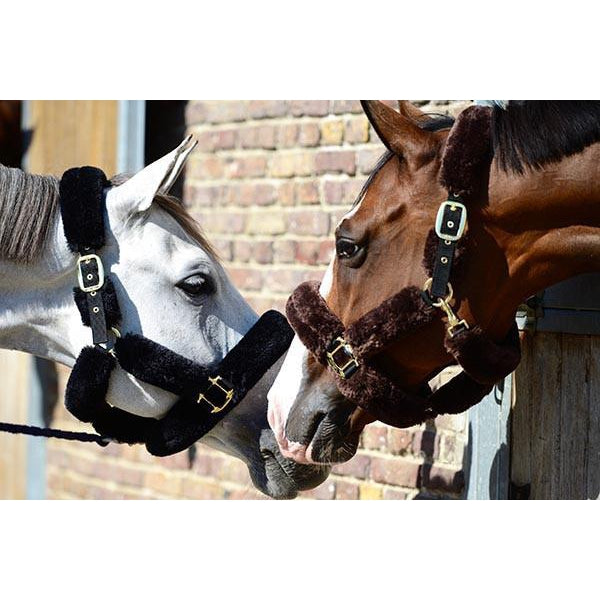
xmin=315 ymin=150 xmax=356 ymax=175
xmin=332 ymin=100 xmax=362 ymax=114
xmin=211 ymin=239 xmax=233 ymax=261
xmin=276 ymin=181 xmax=295 ymax=205
xmin=388 ymin=429 xmax=413 ymax=454
xmin=357 ymin=147 xmax=385 ymax=174
xmin=369 ymin=456 xmax=421 ymax=488
xmin=335 ymin=480 xmax=359 ymax=500
xmin=252 ymin=241 xmax=273 ymax=264
xmin=248 ymin=100 xmax=288 ymax=119
xmin=144 ymin=470 xmax=183 ymax=496
xmin=294 ymin=181 xmax=319 ymax=205
xmin=277 ymin=123 xmax=299 ymax=148
xmin=195 ymin=128 xmax=237 ymax=151
xmin=239 ymin=124 xmax=277 ymax=149
xmin=186 ymin=101 xmax=207 ymax=124
xmin=187 ymin=184 xmax=223 ymax=207
xmin=263 ymin=268 xmax=319 ymax=294
xmin=238 ymin=182 xmax=277 ymax=206
xmin=331 ymin=454 xmax=370 ymax=479
xmin=299 ymin=123 xmax=320 ymax=147
xmin=301 ymin=480 xmax=336 ymax=499
xmin=286 ymin=210 xmax=330 ymax=236
xmin=344 ymin=116 xmax=370 ymax=144
xmin=383 ymin=489 xmax=409 ymax=500
xmin=227 ymin=267 xmax=263 ymax=291
xmin=189 ymin=156 xmax=224 ymax=179
xmin=361 ymin=423 xmax=389 ymax=451
xmin=323 ymin=179 xmax=343 ymax=205
xmin=270 ymin=152 xmax=314 ymax=177
xmin=421 ymin=464 xmax=465 ymax=494
xmin=233 ymin=240 xmax=252 ymax=262
xmin=203 ymin=101 xmax=247 ymax=124
xmin=290 ymin=100 xmax=330 ymax=117
xmin=273 ymin=239 xmax=296 ymax=263
xmin=224 ymin=155 xmax=267 ymax=179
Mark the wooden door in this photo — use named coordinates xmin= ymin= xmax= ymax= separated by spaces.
xmin=511 ymin=332 xmax=600 ymax=499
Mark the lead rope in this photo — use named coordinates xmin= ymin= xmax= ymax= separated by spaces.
xmin=0 ymin=421 xmax=110 ymax=446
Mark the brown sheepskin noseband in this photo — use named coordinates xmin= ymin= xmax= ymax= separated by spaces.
xmin=285 ymin=106 xmax=521 ymax=428
xmin=59 ymin=167 xmax=293 ymax=456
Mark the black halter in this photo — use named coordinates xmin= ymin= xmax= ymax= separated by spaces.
xmin=285 ymin=106 xmax=522 ymax=428
xmin=58 ymin=167 xmax=293 ymax=456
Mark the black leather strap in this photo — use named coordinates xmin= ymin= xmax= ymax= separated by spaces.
xmin=430 ymin=239 xmax=457 ymax=299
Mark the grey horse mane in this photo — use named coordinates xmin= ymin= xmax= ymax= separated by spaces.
xmin=0 ymin=165 xmax=216 ymax=264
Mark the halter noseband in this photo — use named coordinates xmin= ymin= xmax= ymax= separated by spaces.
xmin=60 ymin=167 xmax=293 ymax=456
xmin=285 ymin=106 xmax=522 ymax=428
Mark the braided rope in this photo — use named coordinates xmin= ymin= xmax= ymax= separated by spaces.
xmin=0 ymin=421 xmax=110 ymax=446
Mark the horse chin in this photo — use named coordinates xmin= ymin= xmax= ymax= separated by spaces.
xmin=252 ymin=429 xmax=330 ymax=499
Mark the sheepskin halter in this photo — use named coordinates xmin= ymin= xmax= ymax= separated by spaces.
xmin=285 ymin=106 xmax=522 ymax=428
xmin=60 ymin=167 xmax=293 ymax=456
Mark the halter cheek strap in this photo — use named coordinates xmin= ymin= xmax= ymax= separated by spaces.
xmin=60 ymin=167 xmax=294 ymax=456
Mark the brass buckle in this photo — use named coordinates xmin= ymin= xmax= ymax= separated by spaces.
xmin=435 ymin=199 xmax=467 ymax=242
xmin=77 ymin=254 xmax=105 ymax=292
xmin=326 ymin=336 xmax=359 ymax=379
xmin=197 ymin=376 xmax=235 ymax=413
xmin=423 ymin=278 xmax=469 ymax=338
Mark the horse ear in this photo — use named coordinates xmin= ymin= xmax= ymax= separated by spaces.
xmin=361 ymin=100 xmax=433 ymax=166
xmin=109 ymin=135 xmax=197 ymax=215
xmin=397 ymin=100 xmax=429 ymax=123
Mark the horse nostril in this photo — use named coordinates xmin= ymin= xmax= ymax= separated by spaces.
xmin=285 ymin=407 xmax=327 ymax=446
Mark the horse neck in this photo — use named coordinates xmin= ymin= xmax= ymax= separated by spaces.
xmin=470 ymin=142 xmax=600 ymax=337
xmin=0 ymin=220 xmax=84 ymax=366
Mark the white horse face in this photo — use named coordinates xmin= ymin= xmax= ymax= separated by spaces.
xmin=0 ymin=138 xmax=329 ymax=498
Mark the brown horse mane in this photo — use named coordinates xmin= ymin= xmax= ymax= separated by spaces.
xmin=0 ymin=166 xmax=216 ymax=264
xmin=491 ymin=101 xmax=600 ymax=174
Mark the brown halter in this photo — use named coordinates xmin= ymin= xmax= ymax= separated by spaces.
xmin=285 ymin=106 xmax=522 ymax=428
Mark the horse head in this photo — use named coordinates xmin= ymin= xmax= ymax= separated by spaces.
xmin=268 ymin=100 xmax=600 ymax=465
xmin=0 ymin=138 xmax=329 ymax=498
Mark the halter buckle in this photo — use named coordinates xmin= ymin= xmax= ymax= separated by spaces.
xmin=197 ymin=376 xmax=235 ymax=413
xmin=326 ymin=336 xmax=359 ymax=379
xmin=435 ymin=199 xmax=467 ymax=242
xmin=77 ymin=254 xmax=105 ymax=292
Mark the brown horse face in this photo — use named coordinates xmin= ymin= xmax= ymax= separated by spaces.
xmin=268 ymin=101 xmax=454 ymax=464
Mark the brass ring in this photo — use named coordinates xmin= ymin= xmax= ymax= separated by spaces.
xmin=422 ymin=278 xmax=454 ymax=307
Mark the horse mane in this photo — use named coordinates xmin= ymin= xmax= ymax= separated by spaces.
xmin=492 ymin=101 xmax=600 ymax=174
xmin=0 ymin=165 xmax=216 ymax=264
xmin=0 ymin=165 xmax=60 ymax=263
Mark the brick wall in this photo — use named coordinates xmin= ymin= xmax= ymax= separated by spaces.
xmin=46 ymin=100 xmax=472 ymax=500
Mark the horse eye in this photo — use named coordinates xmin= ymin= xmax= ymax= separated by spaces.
xmin=336 ymin=238 xmax=361 ymax=259
xmin=177 ymin=274 xmax=213 ymax=297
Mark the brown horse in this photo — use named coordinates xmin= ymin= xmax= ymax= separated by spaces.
xmin=267 ymin=100 xmax=600 ymax=464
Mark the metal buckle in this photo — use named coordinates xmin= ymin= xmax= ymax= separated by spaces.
xmin=423 ymin=278 xmax=469 ymax=338
xmin=77 ymin=254 xmax=105 ymax=292
xmin=435 ymin=199 xmax=467 ymax=242
xmin=197 ymin=376 xmax=235 ymax=413
xmin=326 ymin=336 xmax=359 ymax=379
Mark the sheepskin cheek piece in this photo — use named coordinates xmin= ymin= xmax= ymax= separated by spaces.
xmin=283 ymin=105 xmax=521 ymax=428
xmin=60 ymin=166 xmax=294 ymax=456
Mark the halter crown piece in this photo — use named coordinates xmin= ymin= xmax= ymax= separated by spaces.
xmin=59 ymin=167 xmax=293 ymax=456
xmin=285 ymin=106 xmax=522 ymax=428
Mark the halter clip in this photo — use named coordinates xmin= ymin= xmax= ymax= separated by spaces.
xmin=197 ymin=376 xmax=235 ymax=413
xmin=77 ymin=254 xmax=105 ymax=292
xmin=423 ymin=279 xmax=469 ymax=338
xmin=326 ymin=336 xmax=359 ymax=379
